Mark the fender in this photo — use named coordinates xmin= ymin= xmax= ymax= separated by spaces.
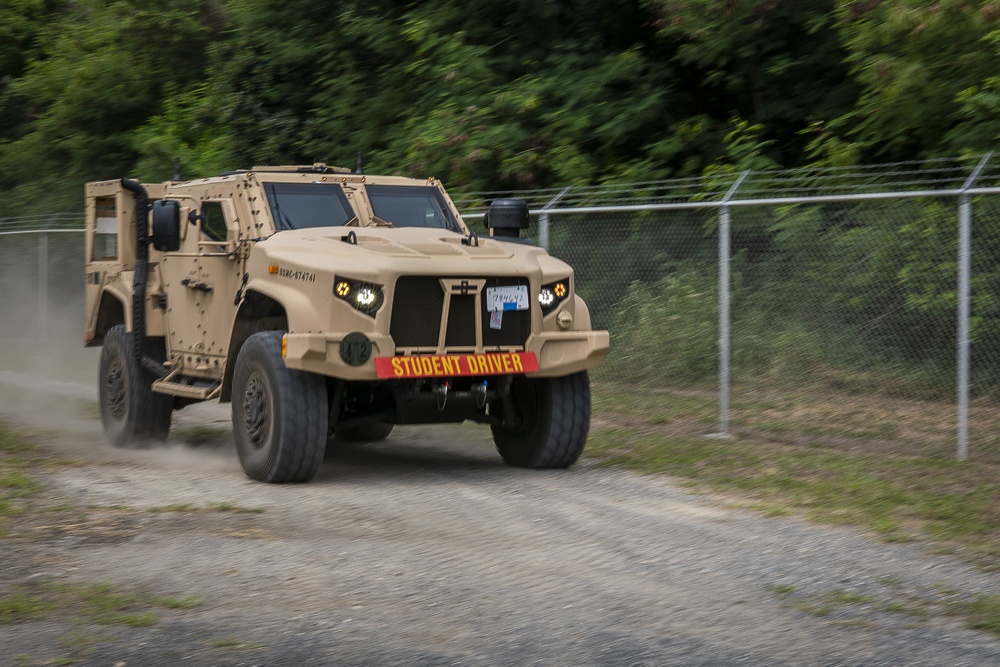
xmin=241 ymin=277 xmax=323 ymax=333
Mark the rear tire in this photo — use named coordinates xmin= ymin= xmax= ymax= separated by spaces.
xmin=491 ymin=371 xmax=591 ymax=468
xmin=231 ymin=331 xmax=327 ymax=483
xmin=335 ymin=422 xmax=394 ymax=442
xmin=98 ymin=325 xmax=172 ymax=447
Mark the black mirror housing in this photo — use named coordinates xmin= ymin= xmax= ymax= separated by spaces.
xmin=151 ymin=199 xmax=181 ymax=251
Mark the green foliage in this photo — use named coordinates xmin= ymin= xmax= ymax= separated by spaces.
xmin=0 ymin=0 xmax=222 ymax=214
xmin=608 ymin=272 xmax=718 ymax=385
xmin=828 ymin=0 xmax=1000 ymax=160
xmin=3 ymin=0 xmax=1000 ymax=200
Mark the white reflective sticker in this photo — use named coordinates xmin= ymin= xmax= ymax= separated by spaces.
xmin=486 ymin=285 xmax=529 ymax=312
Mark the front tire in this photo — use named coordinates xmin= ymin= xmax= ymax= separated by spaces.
xmin=98 ymin=325 xmax=172 ymax=447
xmin=231 ymin=331 xmax=327 ymax=483
xmin=491 ymin=371 xmax=591 ymax=468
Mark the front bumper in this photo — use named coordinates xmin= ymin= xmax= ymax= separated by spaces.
xmin=282 ymin=330 xmax=609 ymax=379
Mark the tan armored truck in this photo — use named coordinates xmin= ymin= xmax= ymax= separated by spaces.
xmin=84 ymin=164 xmax=609 ymax=482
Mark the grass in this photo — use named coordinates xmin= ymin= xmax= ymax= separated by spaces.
xmin=0 ymin=582 xmax=203 ymax=627
xmin=588 ymin=381 xmax=1000 ymax=571
xmin=0 ymin=425 xmax=50 ymax=536
xmin=767 ymin=583 xmax=1000 ymax=635
xmin=146 ymin=501 xmax=264 ymax=514
xmin=1 ymin=583 xmax=203 ymax=665
xmin=0 ymin=592 xmax=54 ymax=623
xmin=964 ymin=595 xmax=1000 ymax=634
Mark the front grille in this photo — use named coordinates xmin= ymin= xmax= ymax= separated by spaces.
xmin=391 ymin=277 xmax=444 ymax=348
xmin=390 ymin=276 xmax=531 ymax=351
xmin=445 ymin=295 xmax=476 ymax=347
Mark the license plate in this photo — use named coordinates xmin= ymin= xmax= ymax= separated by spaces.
xmin=375 ymin=352 xmax=539 ymax=379
xmin=486 ymin=285 xmax=529 ymax=312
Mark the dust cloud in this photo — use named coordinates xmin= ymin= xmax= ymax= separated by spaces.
xmin=0 ymin=232 xmax=239 ymax=474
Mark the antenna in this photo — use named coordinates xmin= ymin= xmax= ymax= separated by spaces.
xmin=173 ymin=157 xmax=182 ymax=181
xmin=355 ymin=152 xmax=364 ymax=175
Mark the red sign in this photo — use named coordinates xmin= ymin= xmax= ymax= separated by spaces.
xmin=374 ymin=352 xmax=539 ymax=379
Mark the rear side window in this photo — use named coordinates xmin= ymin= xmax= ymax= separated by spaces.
xmin=365 ymin=185 xmax=459 ymax=230
xmin=91 ymin=196 xmax=118 ymax=261
xmin=263 ymin=183 xmax=354 ymax=230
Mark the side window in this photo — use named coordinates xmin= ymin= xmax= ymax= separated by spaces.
xmin=91 ymin=196 xmax=118 ymax=261
xmin=201 ymin=201 xmax=228 ymax=241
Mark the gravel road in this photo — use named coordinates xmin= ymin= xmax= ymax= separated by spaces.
xmin=1 ymin=366 xmax=999 ymax=666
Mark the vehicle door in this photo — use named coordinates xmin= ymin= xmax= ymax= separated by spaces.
xmin=157 ymin=199 xmax=243 ymax=377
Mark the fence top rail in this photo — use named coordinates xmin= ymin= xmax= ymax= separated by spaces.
xmin=7 ymin=155 xmax=1000 ymax=226
xmin=0 ymin=212 xmax=83 ymax=233
xmin=457 ymin=186 xmax=1000 ymax=219
xmin=453 ymin=155 xmax=1000 ymax=213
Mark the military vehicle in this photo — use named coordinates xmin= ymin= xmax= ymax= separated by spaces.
xmin=84 ymin=164 xmax=609 ymax=482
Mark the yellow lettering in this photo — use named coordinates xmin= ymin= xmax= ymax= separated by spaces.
xmin=431 ymin=356 xmax=443 ymax=375
xmin=490 ymin=354 xmax=503 ymax=373
xmin=392 ymin=357 xmax=404 ymax=377
xmin=511 ymin=353 xmax=523 ymax=372
xmin=420 ymin=357 xmax=434 ymax=376
xmin=469 ymin=356 xmax=482 ymax=374
xmin=502 ymin=354 xmax=513 ymax=372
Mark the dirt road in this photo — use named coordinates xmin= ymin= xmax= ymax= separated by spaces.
xmin=1 ymin=366 xmax=999 ymax=666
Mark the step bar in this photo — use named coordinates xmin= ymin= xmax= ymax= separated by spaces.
xmin=152 ymin=368 xmax=221 ymax=400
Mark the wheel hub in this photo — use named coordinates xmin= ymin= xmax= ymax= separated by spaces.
xmin=242 ymin=372 xmax=270 ymax=449
xmin=105 ymin=357 xmax=127 ymax=420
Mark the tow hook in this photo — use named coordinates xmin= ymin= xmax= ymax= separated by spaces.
xmin=436 ymin=381 xmax=450 ymax=410
xmin=472 ymin=380 xmax=488 ymax=408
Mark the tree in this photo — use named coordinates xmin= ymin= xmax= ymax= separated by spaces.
xmin=823 ymin=0 xmax=1000 ymax=161
xmin=0 ymin=0 xmax=222 ymax=214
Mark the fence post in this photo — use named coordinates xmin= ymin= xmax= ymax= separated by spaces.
xmin=715 ymin=171 xmax=750 ymax=438
xmin=539 ymin=186 xmax=572 ymax=252
xmin=956 ymin=152 xmax=993 ymax=461
xmin=38 ymin=231 xmax=49 ymax=345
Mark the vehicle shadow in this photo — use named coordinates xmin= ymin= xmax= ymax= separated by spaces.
xmin=315 ymin=423 xmax=512 ymax=484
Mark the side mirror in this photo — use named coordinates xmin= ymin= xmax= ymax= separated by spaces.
xmin=484 ymin=198 xmax=529 ymax=239
xmin=151 ymin=199 xmax=181 ymax=251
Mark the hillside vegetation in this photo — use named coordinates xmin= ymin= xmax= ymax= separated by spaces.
xmin=3 ymin=1 xmax=1000 ymax=214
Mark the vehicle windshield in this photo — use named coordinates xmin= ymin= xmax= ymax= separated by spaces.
xmin=263 ymin=182 xmax=354 ymax=230
xmin=365 ymin=185 xmax=459 ymax=230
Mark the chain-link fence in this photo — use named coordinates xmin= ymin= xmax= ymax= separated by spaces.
xmin=457 ymin=155 xmax=1000 ymax=464
xmin=4 ymin=157 xmax=1000 ymax=461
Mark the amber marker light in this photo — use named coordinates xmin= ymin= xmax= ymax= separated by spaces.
xmin=281 ymin=335 xmax=287 ymax=358
xmin=539 ymin=279 xmax=570 ymax=315
xmin=335 ymin=281 xmax=352 ymax=297
xmin=268 ymin=265 xmax=279 ymax=274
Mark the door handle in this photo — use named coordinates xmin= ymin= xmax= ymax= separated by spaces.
xmin=180 ymin=278 xmax=214 ymax=293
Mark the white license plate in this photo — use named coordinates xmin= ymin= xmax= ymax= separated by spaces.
xmin=486 ymin=285 xmax=529 ymax=312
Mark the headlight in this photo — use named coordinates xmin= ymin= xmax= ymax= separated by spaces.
xmin=334 ymin=277 xmax=384 ymax=315
xmin=539 ymin=280 xmax=569 ymax=315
